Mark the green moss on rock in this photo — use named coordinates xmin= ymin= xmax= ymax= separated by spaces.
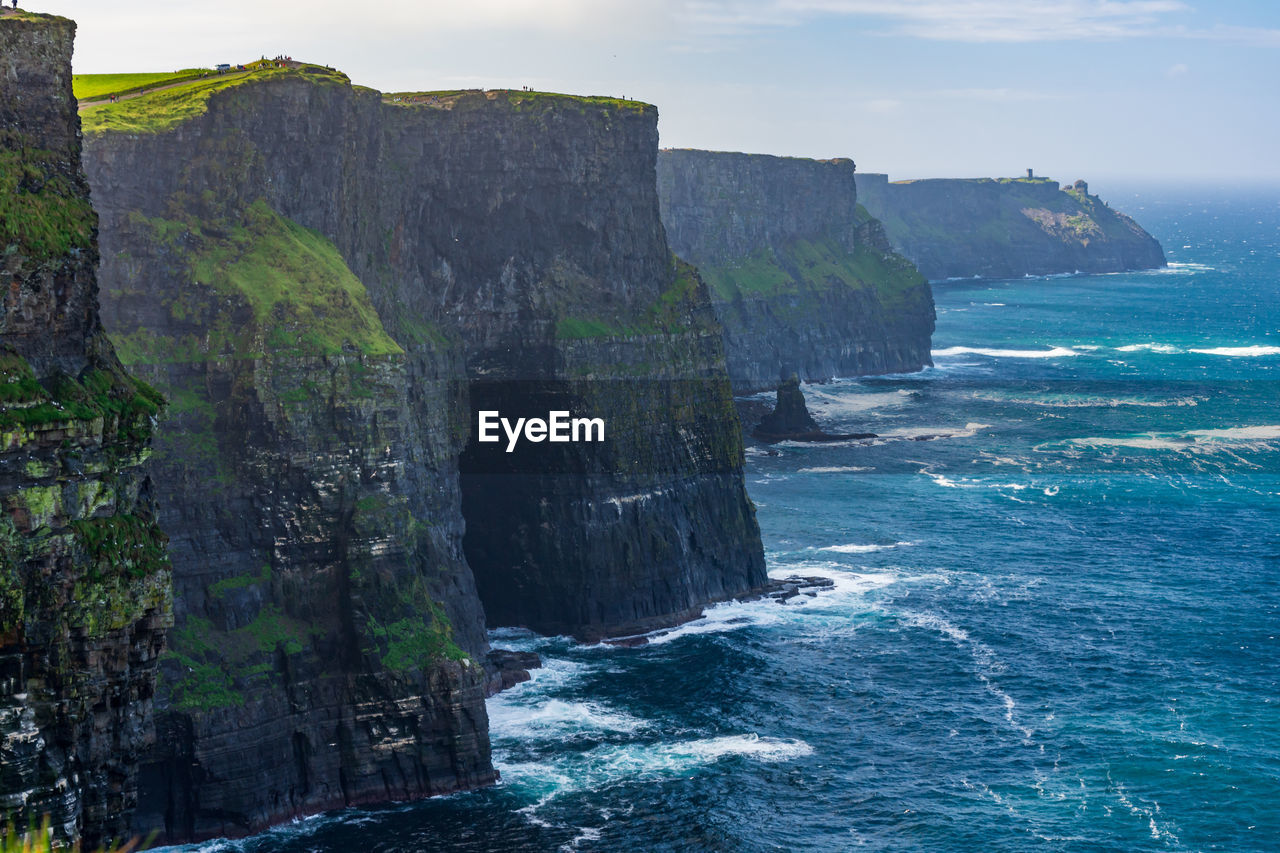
xmin=122 ymin=201 xmax=402 ymax=361
xmin=0 ymin=136 xmax=95 ymax=261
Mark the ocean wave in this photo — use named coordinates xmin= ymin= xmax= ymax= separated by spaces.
xmin=932 ymin=345 xmax=1080 ymax=359
xmin=972 ymin=390 xmax=1200 ymax=409
xmin=1050 ymin=424 xmax=1280 ymax=453
xmin=1115 ymin=342 xmax=1183 ymax=354
xmin=798 ymin=466 xmax=873 ymax=474
xmin=1189 ymin=345 xmax=1280 ymax=356
xmin=924 ymin=472 xmax=1030 ymax=491
xmin=819 ymin=541 xmax=914 ymax=554
xmin=487 ymin=697 xmax=648 ymax=740
xmin=875 ymin=422 xmax=990 ymax=441
xmin=627 ymin=564 xmax=899 ymax=646
xmin=805 ymin=388 xmax=916 ymax=415
xmin=498 ymin=734 xmax=813 ymax=813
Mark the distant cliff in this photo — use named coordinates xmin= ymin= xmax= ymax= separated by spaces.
xmin=855 ymin=174 xmax=1166 ymax=280
xmin=658 ymin=150 xmax=935 ymax=392
xmin=0 ymin=14 xmax=170 ymax=847
xmin=81 ymin=72 xmax=764 ymax=840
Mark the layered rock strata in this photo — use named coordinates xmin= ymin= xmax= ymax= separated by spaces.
xmin=0 ymin=14 xmax=170 ymax=847
xmin=657 ymin=150 xmax=936 ymax=392
xmin=854 ymin=173 xmax=1166 ymax=280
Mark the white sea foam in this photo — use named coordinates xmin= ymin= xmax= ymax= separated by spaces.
xmin=876 ymin=422 xmax=989 ymax=441
xmin=932 ymin=345 xmax=1080 ymax=359
xmin=903 ymin=611 xmax=1032 ymax=739
xmin=1058 ymin=425 xmax=1280 ymax=453
xmin=498 ymin=735 xmax=813 ymax=813
xmin=798 ymin=466 xmax=873 ymax=474
xmin=921 ymin=470 xmax=1036 ymax=493
xmin=819 ymin=541 xmax=914 ymax=554
xmin=1115 ymin=342 xmax=1183 ymax=354
xmin=805 ymin=388 xmax=915 ymax=416
xmin=1185 ymin=425 xmax=1280 ymax=440
xmin=1189 ymin=345 xmax=1280 ymax=356
xmin=630 ymin=564 xmax=899 ymax=646
xmin=487 ymin=697 xmax=648 ymax=739
xmin=972 ymin=390 xmax=1200 ymax=409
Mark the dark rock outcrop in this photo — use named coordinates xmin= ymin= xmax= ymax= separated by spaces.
xmin=80 ymin=77 xmax=765 ymax=839
xmin=0 ymin=14 xmax=170 ymax=847
xmin=855 ymin=173 xmax=1166 ymax=280
xmin=755 ymin=376 xmax=817 ymax=435
xmin=751 ymin=376 xmax=875 ymax=443
xmin=657 ymin=150 xmax=936 ymax=393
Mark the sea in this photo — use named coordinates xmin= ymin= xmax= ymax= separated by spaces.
xmin=177 ymin=186 xmax=1279 ymax=852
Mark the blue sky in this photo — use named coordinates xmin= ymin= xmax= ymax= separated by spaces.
xmin=52 ymin=0 xmax=1280 ymax=184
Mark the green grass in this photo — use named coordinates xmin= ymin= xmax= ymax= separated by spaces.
xmin=376 ymin=598 xmax=468 ymax=670
xmin=554 ymin=257 xmax=706 ymax=341
xmin=0 ymin=138 xmax=95 ymax=261
xmin=125 ymin=200 xmax=402 ymax=361
xmin=208 ymin=565 xmax=271 ymax=599
xmin=701 ymin=236 xmax=927 ymax=310
xmin=0 ymin=352 xmax=164 ymax=438
xmin=73 ymin=70 xmax=209 ymax=101
xmin=80 ymin=64 xmax=348 ymax=134
xmin=386 ymin=88 xmax=652 ymax=114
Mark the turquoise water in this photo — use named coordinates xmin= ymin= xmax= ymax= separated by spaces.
xmin=183 ymin=189 xmax=1279 ymax=851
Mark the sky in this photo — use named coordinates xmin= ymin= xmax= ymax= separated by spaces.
xmin=45 ymin=0 xmax=1280 ymax=185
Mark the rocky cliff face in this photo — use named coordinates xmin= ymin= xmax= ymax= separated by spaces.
xmin=0 ymin=14 xmax=170 ymax=847
xmin=82 ymin=75 xmax=764 ymax=840
xmin=855 ymin=173 xmax=1166 ymax=280
xmin=657 ymin=150 xmax=936 ymax=393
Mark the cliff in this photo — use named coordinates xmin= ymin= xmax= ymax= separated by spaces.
xmin=657 ymin=150 xmax=935 ymax=392
xmin=0 ymin=14 xmax=170 ymax=847
xmin=854 ymin=173 xmax=1166 ymax=280
xmin=80 ymin=73 xmax=764 ymax=840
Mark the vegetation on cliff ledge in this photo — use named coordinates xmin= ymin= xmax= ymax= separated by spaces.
xmin=555 ymin=257 xmax=704 ymax=340
xmin=700 ymin=235 xmax=927 ymax=311
xmin=113 ymin=200 xmax=402 ymax=362
xmin=386 ymin=88 xmax=652 ymax=115
xmin=0 ymin=351 xmax=164 ymax=439
xmin=0 ymin=135 xmax=95 ymax=262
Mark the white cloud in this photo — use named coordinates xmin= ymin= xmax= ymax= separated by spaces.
xmin=1165 ymin=62 xmax=1189 ymax=77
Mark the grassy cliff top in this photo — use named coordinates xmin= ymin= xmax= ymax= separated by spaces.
xmin=660 ymin=148 xmax=854 ymax=167
xmin=79 ymin=62 xmax=349 ymax=134
xmin=384 ymin=88 xmax=653 ymax=114
xmin=891 ymin=176 xmax=1060 ymax=186
xmin=74 ymin=70 xmax=212 ymax=100
xmin=0 ymin=8 xmax=70 ymax=23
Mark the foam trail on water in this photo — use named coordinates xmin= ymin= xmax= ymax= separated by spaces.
xmin=933 ymin=346 xmax=1080 ymax=359
xmin=819 ymin=541 xmax=914 ymax=554
xmin=1189 ymin=345 xmax=1280 ymax=356
xmin=498 ymin=735 xmax=813 ymax=818
xmin=1115 ymin=342 xmax=1183 ymax=353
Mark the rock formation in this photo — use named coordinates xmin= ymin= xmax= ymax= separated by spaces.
xmin=854 ymin=173 xmax=1166 ymax=280
xmin=79 ymin=73 xmax=765 ymax=839
xmin=657 ymin=150 xmax=936 ymax=392
xmin=0 ymin=13 xmax=170 ymax=847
